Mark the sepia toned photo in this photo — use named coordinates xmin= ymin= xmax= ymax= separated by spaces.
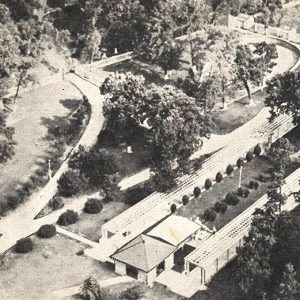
xmin=0 ymin=1 xmax=299 ymax=299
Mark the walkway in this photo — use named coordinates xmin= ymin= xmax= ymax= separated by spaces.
xmin=0 ymin=73 xmax=108 ymax=254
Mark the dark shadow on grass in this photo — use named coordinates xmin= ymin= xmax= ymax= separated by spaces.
xmin=60 ymin=98 xmax=81 ymax=110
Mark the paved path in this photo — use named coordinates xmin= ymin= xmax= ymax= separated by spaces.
xmin=0 ymin=73 xmax=108 ymax=254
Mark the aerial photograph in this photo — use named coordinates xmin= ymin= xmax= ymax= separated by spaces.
xmin=0 ymin=0 xmax=300 ymax=299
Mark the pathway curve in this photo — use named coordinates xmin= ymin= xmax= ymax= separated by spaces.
xmin=0 ymin=73 xmax=108 ymax=253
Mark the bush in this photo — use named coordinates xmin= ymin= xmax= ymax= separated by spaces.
xmin=259 ymin=173 xmax=272 ymax=183
xmin=37 ymin=224 xmax=56 ymax=238
xmin=57 ymin=170 xmax=86 ymax=197
xmin=123 ymin=184 xmax=154 ymax=206
xmin=193 ymin=186 xmax=201 ymax=197
xmin=205 ymin=179 xmax=213 ymax=190
xmin=49 ymin=196 xmax=64 ymax=210
xmin=225 ymin=192 xmax=240 ymax=206
xmin=170 ymin=203 xmax=177 ymax=213
xmin=120 ymin=286 xmax=143 ymax=300
xmin=254 ymin=144 xmax=262 ymax=156
xmin=246 ymin=151 xmax=254 ymax=162
xmin=15 ymin=237 xmax=33 ymax=253
xmin=84 ymin=198 xmax=103 ymax=214
xmin=214 ymin=201 xmax=228 ymax=214
xmin=226 ymin=164 xmax=234 ymax=175
xmin=203 ymin=209 xmax=217 ymax=222
xmin=215 ymin=172 xmax=223 ymax=183
xmin=57 ymin=210 xmax=79 ymax=226
xmin=249 ymin=180 xmax=259 ymax=190
xmin=237 ymin=187 xmax=250 ymax=198
xmin=237 ymin=158 xmax=244 ymax=168
xmin=182 ymin=195 xmax=189 ymax=205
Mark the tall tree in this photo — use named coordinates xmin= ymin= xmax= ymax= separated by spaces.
xmin=265 ymin=71 xmax=300 ymax=125
xmin=80 ymin=277 xmax=103 ymax=300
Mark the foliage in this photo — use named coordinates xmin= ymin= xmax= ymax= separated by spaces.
xmin=246 ymin=151 xmax=253 ymax=162
xmin=205 ymin=178 xmax=213 ymax=190
xmin=214 ymin=201 xmax=227 ymax=213
xmin=84 ymin=198 xmax=103 ymax=214
xmin=225 ymin=192 xmax=240 ymax=205
xmin=266 ymin=71 xmax=300 ymax=125
xmin=80 ymin=29 xmax=102 ymax=63
xmin=14 ymin=237 xmax=33 ymax=253
xmin=170 ymin=203 xmax=177 ymax=214
xmin=237 ymin=187 xmax=250 ymax=198
xmin=226 ymin=164 xmax=234 ymax=175
xmin=48 ymin=195 xmax=64 ymax=210
xmin=57 ymin=209 xmax=79 ymax=226
xmin=182 ymin=195 xmax=189 ymax=205
xmin=237 ymin=158 xmax=244 ymax=168
xmin=267 ymin=138 xmax=295 ymax=172
xmin=254 ymin=144 xmax=262 ymax=156
xmin=204 ymin=208 xmax=217 ymax=222
xmin=119 ymin=286 xmax=143 ymax=300
xmin=249 ymin=180 xmax=259 ymax=189
xmin=193 ymin=186 xmax=201 ymax=197
xmin=80 ymin=277 xmax=103 ymax=300
xmin=123 ymin=183 xmax=154 ymax=206
xmin=37 ymin=224 xmax=56 ymax=238
xmin=101 ymin=175 xmax=120 ymax=202
xmin=57 ymin=170 xmax=87 ymax=197
xmin=267 ymin=189 xmax=287 ymax=213
xmin=216 ymin=172 xmax=223 ymax=183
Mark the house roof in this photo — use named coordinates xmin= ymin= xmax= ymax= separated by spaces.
xmin=146 ymin=215 xmax=200 ymax=246
xmin=111 ymin=234 xmax=175 ymax=272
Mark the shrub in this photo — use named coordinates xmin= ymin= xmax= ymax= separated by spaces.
xmin=120 ymin=286 xmax=143 ymax=300
xmin=57 ymin=210 xmax=79 ymax=226
xmin=15 ymin=237 xmax=33 ymax=253
xmin=253 ymin=181 xmax=259 ymax=189
xmin=84 ymin=198 xmax=103 ymax=214
xmin=237 ymin=158 xmax=244 ymax=168
xmin=215 ymin=172 xmax=223 ymax=183
xmin=204 ymin=209 xmax=217 ymax=222
xmin=225 ymin=192 xmax=240 ymax=206
xmin=182 ymin=195 xmax=189 ymax=205
xmin=205 ymin=179 xmax=213 ymax=190
xmin=259 ymin=173 xmax=272 ymax=183
xmin=237 ymin=187 xmax=250 ymax=198
xmin=57 ymin=170 xmax=86 ymax=197
xmin=215 ymin=201 xmax=228 ymax=214
xmin=193 ymin=186 xmax=201 ymax=197
xmin=37 ymin=224 xmax=56 ymax=238
xmin=49 ymin=196 xmax=64 ymax=210
xmin=254 ymin=144 xmax=262 ymax=156
xmin=226 ymin=164 xmax=234 ymax=175
xmin=124 ymin=184 xmax=154 ymax=206
xmin=246 ymin=151 xmax=254 ymax=162
xmin=170 ymin=203 xmax=177 ymax=213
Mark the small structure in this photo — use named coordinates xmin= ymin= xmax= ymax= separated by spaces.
xmin=228 ymin=13 xmax=254 ymax=30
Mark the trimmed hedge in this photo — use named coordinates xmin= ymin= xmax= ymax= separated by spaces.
xmin=226 ymin=164 xmax=234 ymax=175
xmin=205 ymin=179 xmax=213 ymax=190
xmin=204 ymin=209 xmax=217 ymax=222
xmin=84 ymin=198 xmax=103 ymax=214
xmin=225 ymin=192 xmax=240 ymax=206
xmin=193 ymin=186 xmax=201 ymax=197
xmin=15 ymin=237 xmax=33 ymax=254
xmin=57 ymin=210 xmax=79 ymax=226
xmin=214 ymin=201 xmax=228 ymax=214
xmin=215 ymin=172 xmax=223 ymax=183
xmin=182 ymin=195 xmax=189 ymax=205
xmin=246 ymin=151 xmax=254 ymax=162
xmin=37 ymin=224 xmax=56 ymax=238
xmin=170 ymin=204 xmax=177 ymax=213
xmin=237 ymin=158 xmax=244 ymax=168
xmin=254 ymin=144 xmax=262 ymax=156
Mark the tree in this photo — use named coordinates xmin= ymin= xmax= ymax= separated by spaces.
xmin=235 ymin=44 xmax=263 ymax=104
xmin=236 ymin=204 xmax=278 ymax=299
xmin=273 ymin=263 xmax=299 ymax=300
xmin=80 ymin=277 xmax=103 ymax=300
xmin=267 ymin=138 xmax=295 ymax=172
xmin=57 ymin=170 xmax=87 ymax=197
xmin=265 ymin=71 xmax=300 ymax=125
xmin=267 ymin=189 xmax=287 ymax=213
xmin=81 ymin=29 xmax=101 ymax=63
xmin=253 ymin=42 xmax=278 ymax=87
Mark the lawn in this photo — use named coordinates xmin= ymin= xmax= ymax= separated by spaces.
xmin=67 ymin=201 xmax=130 ymax=242
xmin=177 ymin=156 xmax=273 ymax=230
xmin=0 ymin=234 xmax=116 ymax=299
xmin=0 ymin=81 xmax=82 ymax=204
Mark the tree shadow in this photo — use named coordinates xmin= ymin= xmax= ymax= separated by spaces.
xmin=60 ymin=98 xmax=81 ymax=110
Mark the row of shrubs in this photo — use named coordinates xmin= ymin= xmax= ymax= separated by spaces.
xmin=169 ymin=145 xmax=263 ymax=219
